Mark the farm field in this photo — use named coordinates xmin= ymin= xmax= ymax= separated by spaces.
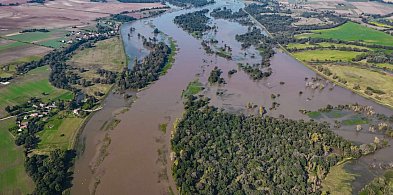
xmin=0 ymin=44 xmax=53 ymax=65
xmin=0 ymin=39 xmax=27 ymax=52
xmin=7 ymin=30 xmax=64 ymax=43
xmin=5 ymin=30 xmax=68 ymax=49
xmin=325 ymin=65 xmax=393 ymax=108
xmin=0 ymin=1 xmax=165 ymax=35
xmin=36 ymin=114 xmax=84 ymax=154
xmin=296 ymin=22 xmax=393 ymax=47
xmin=0 ymin=66 xmax=72 ymax=116
xmin=292 ymin=49 xmax=363 ymax=62
xmin=0 ymin=118 xmax=34 ymax=195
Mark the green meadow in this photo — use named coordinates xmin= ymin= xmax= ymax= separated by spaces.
xmin=296 ymin=22 xmax=393 ymax=47
xmin=292 ymin=49 xmax=363 ymax=62
xmin=0 ymin=118 xmax=34 ymax=194
xmin=182 ymin=79 xmax=203 ymax=97
xmin=37 ymin=114 xmax=84 ymax=153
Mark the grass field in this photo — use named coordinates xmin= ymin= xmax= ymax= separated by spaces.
xmin=296 ymin=22 xmax=393 ymax=47
xmin=38 ymin=38 xmax=66 ymax=49
xmin=161 ymin=37 xmax=177 ymax=75
xmin=36 ymin=114 xmax=84 ymax=153
xmin=182 ymin=79 xmax=203 ymax=97
xmin=327 ymin=65 xmax=393 ymax=108
xmin=292 ymin=49 xmax=363 ymax=62
xmin=307 ymin=111 xmax=322 ymax=119
xmin=342 ymin=115 xmax=368 ymax=126
xmin=322 ymin=162 xmax=356 ymax=195
xmin=325 ymin=110 xmax=346 ymax=119
xmin=286 ymin=42 xmax=370 ymax=51
xmin=70 ymin=37 xmax=126 ymax=72
xmin=0 ymin=66 xmax=72 ymax=116
xmin=374 ymin=63 xmax=393 ymax=71
xmin=0 ymin=118 xmax=34 ymax=194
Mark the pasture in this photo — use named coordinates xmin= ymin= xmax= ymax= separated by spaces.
xmin=36 ymin=113 xmax=84 ymax=153
xmin=292 ymin=49 xmax=363 ymax=62
xmin=0 ymin=118 xmax=34 ymax=195
xmin=182 ymin=79 xmax=203 ymax=97
xmin=286 ymin=42 xmax=371 ymax=51
xmin=327 ymin=65 xmax=393 ymax=108
xmin=296 ymin=22 xmax=393 ymax=47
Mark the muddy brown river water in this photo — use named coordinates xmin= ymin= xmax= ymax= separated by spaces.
xmin=72 ymin=0 xmax=393 ymax=194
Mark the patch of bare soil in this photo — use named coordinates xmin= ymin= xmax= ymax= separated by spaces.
xmin=0 ymin=44 xmax=52 ymax=65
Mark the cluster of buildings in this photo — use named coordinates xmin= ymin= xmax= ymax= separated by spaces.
xmin=16 ymin=102 xmax=58 ymax=133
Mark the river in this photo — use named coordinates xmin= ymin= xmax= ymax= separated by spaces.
xmin=71 ymin=0 xmax=393 ymax=194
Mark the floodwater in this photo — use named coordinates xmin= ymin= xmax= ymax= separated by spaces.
xmin=71 ymin=0 xmax=393 ymax=194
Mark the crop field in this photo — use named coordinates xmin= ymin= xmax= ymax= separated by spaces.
xmin=296 ymin=22 xmax=393 ymax=47
xmin=0 ymin=39 xmax=27 ymax=52
xmin=0 ymin=66 xmax=72 ymax=116
xmin=6 ymin=30 xmax=68 ymax=48
xmin=8 ymin=32 xmax=55 ymax=43
xmin=0 ymin=1 xmax=164 ymax=35
xmin=0 ymin=44 xmax=53 ymax=65
xmin=0 ymin=118 xmax=34 ymax=195
xmin=36 ymin=114 xmax=84 ymax=153
xmin=292 ymin=49 xmax=363 ymax=62
xmin=327 ymin=65 xmax=393 ymax=107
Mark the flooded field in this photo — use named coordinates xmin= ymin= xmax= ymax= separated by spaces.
xmin=72 ymin=0 xmax=393 ymax=194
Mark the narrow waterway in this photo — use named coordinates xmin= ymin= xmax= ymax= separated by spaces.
xmin=71 ymin=0 xmax=393 ymax=194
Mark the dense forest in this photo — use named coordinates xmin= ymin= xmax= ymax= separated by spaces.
xmin=174 ymin=9 xmax=211 ymax=37
xmin=171 ymin=96 xmax=375 ymax=194
xmin=26 ymin=150 xmax=76 ymax=194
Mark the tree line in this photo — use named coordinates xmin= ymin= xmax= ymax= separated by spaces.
xmin=117 ymin=40 xmax=171 ymax=90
